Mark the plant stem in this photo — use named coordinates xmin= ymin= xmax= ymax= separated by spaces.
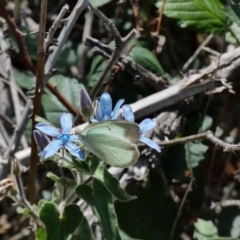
xmin=28 ymin=0 xmax=47 ymax=205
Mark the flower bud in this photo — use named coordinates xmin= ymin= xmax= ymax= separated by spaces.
xmin=79 ymin=87 xmax=93 ymax=119
xmin=11 ymin=158 xmax=21 ymax=175
xmin=33 ymin=130 xmax=49 ymax=151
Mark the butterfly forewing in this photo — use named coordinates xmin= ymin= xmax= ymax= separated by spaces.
xmin=82 ymin=121 xmax=140 ymax=144
xmin=80 ymin=121 xmax=140 ymax=167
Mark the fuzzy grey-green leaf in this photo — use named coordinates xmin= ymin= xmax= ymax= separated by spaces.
xmin=40 ymin=203 xmax=82 ymax=240
xmin=76 ymin=180 xmax=121 ymax=240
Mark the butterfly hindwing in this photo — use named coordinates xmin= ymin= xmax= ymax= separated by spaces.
xmin=80 ymin=121 xmax=140 ymax=167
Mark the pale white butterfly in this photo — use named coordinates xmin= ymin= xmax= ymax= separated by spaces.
xmin=77 ymin=120 xmax=140 ymax=168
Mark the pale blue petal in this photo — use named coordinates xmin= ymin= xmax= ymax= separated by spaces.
xmin=55 ymin=135 xmax=62 ymax=140
xmin=90 ymin=116 xmax=98 ymax=123
xmin=139 ymin=119 xmax=156 ymax=134
xmin=42 ymin=140 xmax=63 ymax=159
xmin=70 ymin=135 xmax=79 ymax=142
xmin=60 ymin=113 xmax=72 ymax=133
xmin=65 ymin=142 xmax=85 ymax=160
xmin=100 ymin=93 xmax=112 ymax=120
xmin=35 ymin=123 xmax=60 ymax=137
xmin=96 ymin=107 xmax=103 ymax=121
xmin=93 ymin=100 xmax=102 ymax=121
xmin=140 ymin=136 xmax=161 ymax=152
xmin=112 ymin=99 xmax=125 ymax=119
xmin=122 ymin=105 xmax=135 ymax=122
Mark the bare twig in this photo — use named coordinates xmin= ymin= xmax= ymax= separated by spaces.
xmin=155 ymin=0 xmax=166 ymax=35
xmin=0 ymin=112 xmax=15 ymax=128
xmin=0 ymin=24 xmax=28 ymax=149
xmin=211 ymin=199 xmax=240 ymax=211
xmin=29 ymin=0 xmax=47 ymax=205
xmin=0 ymin=120 xmax=9 ymax=148
xmin=89 ymin=3 xmax=137 ymax=98
xmin=3 ymin=100 xmax=32 ymax=161
xmin=13 ymin=0 xmax=21 ymax=22
xmin=170 ymin=178 xmax=194 ymax=240
xmin=89 ymin=3 xmax=122 ymax=46
xmin=90 ymin=29 xmax=137 ymax=98
xmin=198 ymin=25 xmax=226 ymax=137
xmin=47 ymin=82 xmax=79 ymax=115
xmin=9 ymin=71 xmax=28 ymax=149
xmin=0 ymin=2 xmax=36 ymax=73
xmin=0 ymin=77 xmax=29 ymax=103
xmin=182 ymin=34 xmax=214 ymax=72
xmin=44 ymin=0 xmax=89 ymax=81
xmin=44 ymin=4 xmax=69 ymax=53
xmin=12 ymin=159 xmax=43 ymax=227
xmin=0 ymin=2 xmax=80 ymax=115
xmin=159 ymin=130 xmax=240 ymax=152
xmin=131 ymin=79 xmax=225 ymax=119
xmin=203 ymin=47 xmax=220 ymax=57
xmin=130 ymin=0 xmax=141 ymax=34
xmin=78 ymin=11 xmax=94 ymax=78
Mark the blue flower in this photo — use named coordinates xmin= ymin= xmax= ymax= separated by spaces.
xmin=35 ymin=113 xmax=85 ymax=160
xmin=122 ymin=105 xmax=161 ymax=152
xmin=90 ymin=93 xmax=124 ymax=122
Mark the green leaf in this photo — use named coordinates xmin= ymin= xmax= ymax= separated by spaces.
xmin=73 ymin=157 xmax=136 ymax=202
xmin=231 ymin=215 xmax=240 ymax=238
xmin=35 ymin=116 xmax=55 ymax=127
xmin=155 ymin=0 xmax=225 ymax=33
xmin=226 ymin=22 xmax=240 ymax=44
xmin=56 ymin=41 xmax=77 ymax=72
xmin=46 ymin=172 xmax=61 ymax=183
xmin=89 ymin=0 xmax=111 ymax=7
xmin=87 ymin=55 xmax=108 ymax=88
xmin=47 ymin=172 xmax=76 ymax=188
xmin=73 ymin=159 xmax=90 ymax=174
xmin=185 ymin=141 xmax=208 ymax=168
xmin=201 ymin=115 xmax=213 ymax=132
xmin=41 ymin=75 xmax=82 ymax=128
xmin=24 ymin=33 xmax=38 ymax=60
xmin=119 ymin=229 xmax=141 ymax=240
xmin=14 ymin=71 xmax=35 ymax=90
xmin=16 ymin=207 xmax=30 ymax=216
xmin=72 ymin=215 xmax=95 ymax=240
xmin=222 ymin=1 xmax=240 ymax=27
xmin=116 ymin=182 xmax=177 ymax=239
xmin=40 ymin=202 xmax=82 ymax=240
xmin=194 ymin=219 xmax=218 ymax=239
xmin=76 ymin=180 xmax=121 ymax=240
xmin=46 ymin=173 xmax=77 ymax=204
xmin=130 ymin=45 xmax=165 ymax=75
xmin=207 ymin=238 xmax=235 ymax=240
xmin=88 ymin=156 xmax=136 ymax=202
xmin=37 ymin=228 xmax=47 ymax=240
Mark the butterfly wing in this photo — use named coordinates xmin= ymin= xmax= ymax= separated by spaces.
xmin=81 ymin=121 xmax=140 ymax=167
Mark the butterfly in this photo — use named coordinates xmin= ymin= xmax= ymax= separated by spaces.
xmin=78 ymin=121 xmax=140 ymax=168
